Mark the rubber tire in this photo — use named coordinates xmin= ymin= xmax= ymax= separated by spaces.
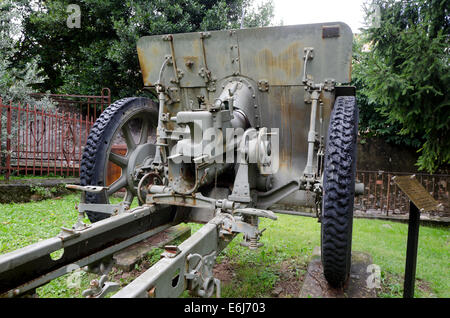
xmin=80 ymin=97 xmax=158 ymax=222
xmin=320 ymin=95 xmax=358 ymax=288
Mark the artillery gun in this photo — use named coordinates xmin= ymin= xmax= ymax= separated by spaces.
xmin=0 ymin=22 xmax=361 ymax=298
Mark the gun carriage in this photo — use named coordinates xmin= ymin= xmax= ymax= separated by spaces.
xmin=0 ymin=22 xmax=361 ymax=298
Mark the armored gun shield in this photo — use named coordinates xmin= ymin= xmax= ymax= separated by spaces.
xmin=137 ymin=22 xmax=353 ymax=209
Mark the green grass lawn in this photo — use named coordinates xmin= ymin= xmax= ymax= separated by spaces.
xmin=0 ymin=194 xmax=448 ymax=298
xmin=0 ymin=174 xmax=67 ymax=182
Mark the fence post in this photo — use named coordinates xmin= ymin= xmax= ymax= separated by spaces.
xmin=102 ymin=87 xmax=111 ymax=111
xmin=78 ymin=112 xmax=82 ymax=176
xmin=6 ymin=102 xmax=12 ymax=181
xmin=386 ymin=173 xmax=391 ymax=216
xmin=17 ymin=102 xmax=21 ymax=175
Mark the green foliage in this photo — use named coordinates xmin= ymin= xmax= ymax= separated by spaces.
xmin=0 ymin=0 xmax=56 ymax=168
xmin=0 ymin=0 xmax=54 ymax=106
xmin=30 ymin=185 xmax=52 ymax=198
xmin=30 ymin=184 xmax=66 ymax=199
xmin=10 ymin=0 xmax=274 ymax=101
xmin=354 ymin=0 xmax=449 ymax=173
xmin=353 ymin=37 xmax=423 ymax=149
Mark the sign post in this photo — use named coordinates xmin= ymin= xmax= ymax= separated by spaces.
xmin=392 ymin=175 xmax=441 ymax=298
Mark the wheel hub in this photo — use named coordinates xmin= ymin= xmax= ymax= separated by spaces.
xmin=125 ymin=143 xmax=156 ymax=195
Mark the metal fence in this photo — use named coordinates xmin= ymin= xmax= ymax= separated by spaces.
xmin=0 ymin=93 xmax=112 ymax=180
xmin=355 ymin=170 xmax=449 ymax=217
xmin=29 ymin=88 xmax=110 ymax=122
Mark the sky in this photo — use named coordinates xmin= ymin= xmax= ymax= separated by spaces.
xmin=269 ymin=0 xmax=368 ymax=33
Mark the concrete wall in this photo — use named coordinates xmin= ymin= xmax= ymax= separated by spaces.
xmin=356 ymin=137 xmax=444 ymax=173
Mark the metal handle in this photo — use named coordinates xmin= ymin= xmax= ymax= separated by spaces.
xmin=233 ymin=208 xmax=278 ymax=220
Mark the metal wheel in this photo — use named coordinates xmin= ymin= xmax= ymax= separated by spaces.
xmin=80 ymin=97 xmax=159 ymax=222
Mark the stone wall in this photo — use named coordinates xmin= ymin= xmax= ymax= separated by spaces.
xmin=0 ymin=178 xmax=79 ymax=203
xmin=357 ymin=137 xmax=448 ymax=174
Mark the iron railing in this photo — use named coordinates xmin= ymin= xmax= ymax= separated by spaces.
xmin=355 ymin=170 xmax=449 ymax=217
xmin=0 ymin=90 xmax=111 ymax=180
xmin=29 ymin=88 xmax=111 ymax=121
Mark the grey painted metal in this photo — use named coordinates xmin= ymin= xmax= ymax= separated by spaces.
xmin=2 ymin=223 xmax=172 ymax=297
xmin=304 ymin=90 xmax=320 ymax=176
xmin=82 ymin=274 xmax=120 ymax=298
xmin=113 ymin=215 xmax=227 ymax=298
xmin=272 ymin=209 xmax=316 ymax=218
xmin=77 ymin=202 xmax=125 ymax=214
xmin=113 ymin=207 xmax=279 ymax=297
xmin=0 ymin=204 xmax=176 ymax=296
xmin=0 ymin=202 xmax=148 ymax=273
xmin=137 ymin=22 xmax=353 ymax=210
xmin=137 ymin=23 xmax=352 ymax=87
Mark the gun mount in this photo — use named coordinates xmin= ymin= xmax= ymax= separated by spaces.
xmin=0 ymin=22 xmax=361 ymax=298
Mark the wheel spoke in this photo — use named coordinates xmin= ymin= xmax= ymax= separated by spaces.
xmin=122 ymin=124 xmax=136 ymax=151
xmin=138 ymin=119 xmax=149 ymax=145
xmin=107 ymin=176 xmax=127 ymax=196
xmin=109 ymin=152 xmax=128 ymax=167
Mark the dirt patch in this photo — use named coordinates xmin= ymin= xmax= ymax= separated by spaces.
xmin=112 ymin=254 xmax=158 ymax=286
xmin=213 ymin=257 xmax=307 ymax=298
xmin=416 ymin=279 xmax=433 ymax=294
xmin=272 ymin=259 xmax=306 ymax=297
xmin=378 ymin=272 xmax=435 ymax=297
xmin=213 ymin=258 xmax=235 ymax=286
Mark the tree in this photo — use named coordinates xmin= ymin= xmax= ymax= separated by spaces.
xmin=354 ymin=0 xmax=449 ymax=173
xmin=352 ymin=35 xmax=423 ymax=149
xmin=10 ymin=0 xmax=274 ymax=101
xmin=0 ymin=0 xmax=56 ymax=170
xmin=0 ymin=0 xmax=53 ymax=106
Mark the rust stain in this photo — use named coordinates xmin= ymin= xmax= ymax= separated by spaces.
xmin=193 ymin=38 xmax=201 ymax=52
xmin=165 ymin=114 xmax=175 ymax=130
xmin=279 ymin=88 xmax=293 ymax=169
xmin=257 ymin=42 xmax=302 ymax=79
xmin=151 ymin=46 xmax=160 ymax=57
xmin=279 ymin=148 xmax=289 ymax=169
xmin=137 ymin=47 xmax=153 ymax=86
xmin=183 ymin=56 xmax=199 ymax=70
xmin=287 ymin=96 xmax=293 ymax=168
xmin=320 ymin=92 xmax=333 ymax=120
xmin=147 ymin=287 xmax=156 ymax=298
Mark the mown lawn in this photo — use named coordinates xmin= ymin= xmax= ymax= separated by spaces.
xmin=0 ymin=194 xmax=448 ymax=298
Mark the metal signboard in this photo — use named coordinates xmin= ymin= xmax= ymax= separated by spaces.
xmin=393 ymin=175 xmax=440 ymax=212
